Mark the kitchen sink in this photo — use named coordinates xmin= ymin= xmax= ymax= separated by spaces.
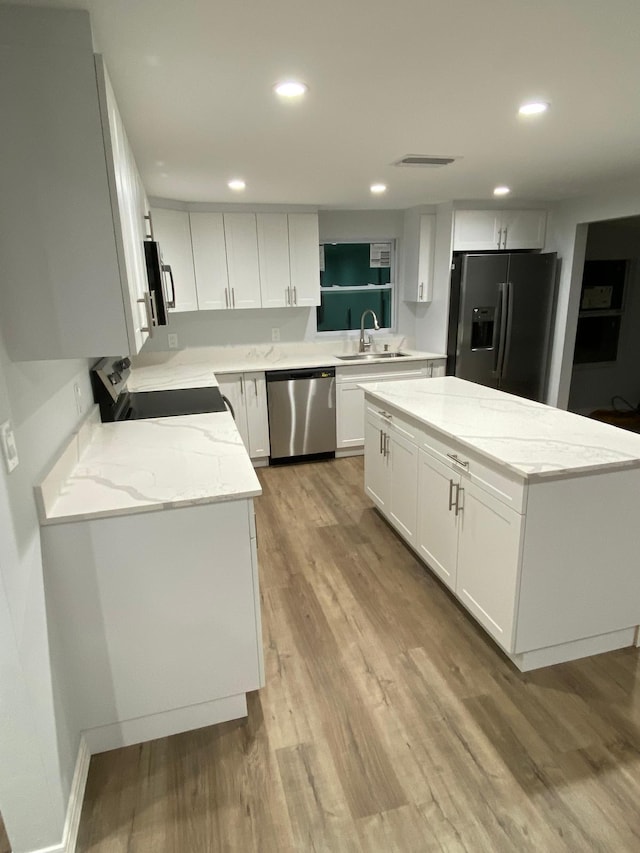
xmin=336 ymin=352 xmax=410 ymax=361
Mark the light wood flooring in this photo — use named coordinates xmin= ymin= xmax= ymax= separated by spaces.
xmin=0 ymin=814 xmax=10 ymax=853
xmin=77 ymin=456 xmax=640 ymax=852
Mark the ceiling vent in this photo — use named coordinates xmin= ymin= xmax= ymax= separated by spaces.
xmin=394 ymin=154 xmax=457 ymax=167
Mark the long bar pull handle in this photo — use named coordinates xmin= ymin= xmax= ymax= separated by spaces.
xmin=162 ymin=264 xmax=176 ymax=308
xmin=446 ymin=452 xmax=469 ymax=468
xmin=502 ymin=227 xmax=508 ymax=249
xmin=137 ymin=293 xmax=155 ymax=337
xmin=455 ymin=486 xmax=464 ymax=517
xmin=501 ymin=281 xmax=514 ymax=382
xmin=225 ymin=288 xmax=229 ymax=308
xmin=497 ymin=227 xmax=502 ymax=250
xmin=293 ymin=286 xmax=297 ymax=305
xmin=232 ymin=287 xmax=236 ymax=308
xmin=254 ymin=378 xmax=258 ymax=397
xmin=419 ymin=282 xmax=424 ymax=300
xmin=448 ymin=479 xmax=455 ymax=512
xmin=494 ymin=282 xmax=508 ymax=378
xmin=240 ymin=376 xmax=244 ymax=396
xmin=144 ymin=211 xmax=154 ymax=240
xmin=379 ymin=429 xmax=384 ymax=455
xmin=384 ymin=433 xmax=390 ymax=457
xmin=286 ymin=287 xmax=291 ymax=305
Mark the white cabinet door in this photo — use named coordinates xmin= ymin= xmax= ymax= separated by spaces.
xmin=502 ymin=210 xmax=546 ymax=250
xmin=364 ymin=410 xmax=389 ymax=511
xmin=429 ymin=360 xmax=447 ymax=378
xmin=288 ymin=213 xmax=320 ymax=306
xmin=453 ymin=210 xmax=501 ymax=251
xmin=224 ymin=213 xmax=261 ymax=309
xmin=190 ymin=213 xmax=230 ymax=310
xmin=417 ymin=451 xmax=460 ymax=591
xmin=150 ymin=208 xmax=198 ymax=312
xmin=257 ymin=213 xmax=291 ymax=308
xmin=456 ymin=481 xmax=523 ymax=651
xmin=336 ymin=382 xmax=368 ymax=449
xmin=388 ymin=430 xmax=419 ymax=544
xmin=217 ymin=374 xmax=250 ymax=450
xmin=416 ymin=214 xmax=436 ymax=302
xmin=244 ymin=371 xmax=270 ymax=458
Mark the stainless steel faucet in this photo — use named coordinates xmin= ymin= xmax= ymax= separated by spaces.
xmin=359 ymin=309 xmax=380 ymax=352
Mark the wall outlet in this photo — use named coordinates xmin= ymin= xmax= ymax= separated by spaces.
xmin=271 ymin=328 xmax=280 ymax=342
xmin=168 ymin=333 xmax=179 ymax=349
xmin=73 ymin=382 xmax=84 ymax=416
xmin=0 ymin=420 xmax=19 ymax=473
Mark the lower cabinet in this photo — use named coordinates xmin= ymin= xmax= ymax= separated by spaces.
xmin=217 ymin=371 xmax=270 ymax=461
xmin=337 ymin=359 xmax=444 ymax=453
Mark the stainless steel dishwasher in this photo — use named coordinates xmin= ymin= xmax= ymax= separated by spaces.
xmin=266 ymin=367 xmax=336 ymax=461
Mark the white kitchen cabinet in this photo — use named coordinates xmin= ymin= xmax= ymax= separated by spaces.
xmin=364 ymin=409 xmax=389 ymax=511
xmin=190 ymin=213 xmax=231 ymax=310
xmin=417 ymin=450 xmax=459 ymax=590
xmin=224 ymin=214 xmax=262 ymax=309
xmin=0 ymin=7 xmax=153 ymax=359
xmin=217 ymin=372 xmax=270 ymax=461
xmin=336 ymin=360 xmax=444 ymax=453
xmin=257 ymin=213 xmax=292 ymax=308
xmin=403 ymin=214 xmax=436 ymax=302
xmin=287 ymin=213 xmax=321 ymax=306
xmin=150 ymin=208 xmax=198 ymax=312
xmin=453 ymin=209 xmax=546 ymax=251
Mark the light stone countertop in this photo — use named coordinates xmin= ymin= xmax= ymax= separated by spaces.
xmin=361 ymin=376 xmax=640 ymax=481
xmin=128 ymin=342 xmax=446 ymax=392
xmin=37 ymin=409 xmax=261 ymax=525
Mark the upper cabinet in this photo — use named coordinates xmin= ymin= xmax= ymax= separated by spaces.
xmin=403 ymin=213 xmax=436 ymax=303
xmin=0 ymin=7 xmax=153 ymax=360
xmin=189 ymin=213 xmax=230 ymax=310
xmin=287 ymin=213 xmax=321 ymax=307
xmin=223 ymin=214 xmax=262 ymax=309
xmin=149 ymin=208 xmax=198 ymax=313
xmin=453 ymin=209 xmax=547 ymax=251
xmin=257 ymin=213 xmax=292 ymax=308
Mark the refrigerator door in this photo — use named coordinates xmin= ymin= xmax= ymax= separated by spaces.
xmin=499 ymin=252 xmax=557 ymax=401
xmin=454 ymin=254 xmax=509 ymax=388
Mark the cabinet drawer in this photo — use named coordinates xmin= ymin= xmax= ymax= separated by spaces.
xmin=420 ymin=429 xmax=526 ymax=513
xmin=365 ymin=403 xmax=426 ymax=445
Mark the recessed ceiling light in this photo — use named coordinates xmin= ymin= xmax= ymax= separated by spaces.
xmin=274 ymin=80 xmax=308 ymax=98
xmin=228 ymin=179 xmax=246 ymax=191
xmin=493 ymin=186 xmax=511 ymax=196
xmin=370 ymin=183 xmax=387 ymax=194
xmin=518 ymin=101 xmax=549 ymax=116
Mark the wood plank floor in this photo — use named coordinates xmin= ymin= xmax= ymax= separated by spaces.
xmin=77 ymin=456 xmax=640 ymax=852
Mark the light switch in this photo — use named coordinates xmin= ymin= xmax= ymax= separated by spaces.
xmin=0 ymin=420 xmax=19 ymax=473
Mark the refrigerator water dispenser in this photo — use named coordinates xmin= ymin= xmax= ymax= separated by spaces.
xmin=471 ymin=307 xmax=495 ymax=350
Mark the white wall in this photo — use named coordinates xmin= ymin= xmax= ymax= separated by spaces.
xmin=412 ymin=202 xmax=454 ymax=355
xmin=568 ymin=220 xmax=640 ymax=412
xmin=545 ymin=178 xmax=640 ymax=407
xmin=141 ymin=208 xmax=416 ymax=353
xmin=0 ymin=340 xmax=92 ymax=852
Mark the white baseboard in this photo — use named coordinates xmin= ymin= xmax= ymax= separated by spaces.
xmin=28 ymin=735 xmax=90 ymax=853
xmin=83 ymin=693 xmax=248 ymax=755
xmin=336 ymin=447 xmax=364 ymax=458
xmin=510 ymin=627 xmax=636 ymax=671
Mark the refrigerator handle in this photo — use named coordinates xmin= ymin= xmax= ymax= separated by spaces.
xmin=493 ymin=282 xmax=508 ymax=376
xmin=501 ymin=282 xmax=515 ymax=380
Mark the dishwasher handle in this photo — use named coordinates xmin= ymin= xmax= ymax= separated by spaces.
xmin=266 ymin=367 xmax=335 ymax=383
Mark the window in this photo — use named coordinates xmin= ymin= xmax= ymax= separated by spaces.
xmin=317 ymin=241 xmax=394 ymax=333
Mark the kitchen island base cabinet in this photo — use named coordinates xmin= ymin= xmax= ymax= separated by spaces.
xmin=364 ymin=384 xmax=640 ymax=671
xmin=42 ymin=499 xmax=264 ymax=753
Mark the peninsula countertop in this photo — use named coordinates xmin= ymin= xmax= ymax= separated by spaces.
xmin=37 ymin=408 xmax=261 ymax=525
xmin=361 ymin=376 xmax=640 ymax=481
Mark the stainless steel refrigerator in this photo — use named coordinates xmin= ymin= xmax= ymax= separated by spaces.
xmin=447 ymin=252 xmax=557 ymax=402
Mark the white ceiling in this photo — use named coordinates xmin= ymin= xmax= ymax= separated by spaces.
xmin=8 ymin=0 xmax=640 ymax=208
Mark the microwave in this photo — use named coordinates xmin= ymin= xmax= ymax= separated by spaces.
xmin=143 ymin=240 xmax=174 ymax=327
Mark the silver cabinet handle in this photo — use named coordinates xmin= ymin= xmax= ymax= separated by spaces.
xmin=384 ymin=433 xmax=390 ymax=457
xmin=419 ymin=282 xmax=424 ymax=300
xmin=455 ymin=486 xmax=464 ymax=516
xmin=381 ymin=411 xmax=392 ymax=420
xmin=448 ymin=479 xmax=455 ymax=511
xmin=137 ymin=292 xmax=155 ymax=337
xmin=254 ymin=378 xmax=258 ymax=397
xmin=162 ymin=264 xmax=176 ymax=308
xmin=286 ymin=287 xmax=290 ymax=305
xmin=144 ymin=211 xmax=154 ymax=240
xmin=293 ymin=286 xmax=297 ymax=305
xmin=379 ymin=429 xmax=384 ymax=454
xmin=240 ymin=376 xmax=244 ymax=396
xmin=497 ymin=227 xmax=502 ymax=249
xmin=502 ymin=227 xmax=508 ymax=249
xmin=232 ymin=287 xmax=236 ymax=308
xmin=225 ymin=288 xmax=229 ymax=308
xmin=447 ymin=452 xmax=469 ymax=468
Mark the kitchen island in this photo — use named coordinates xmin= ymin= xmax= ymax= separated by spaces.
xmin=37 ymin=406 xmax=263 ymax=753
xmin=362 ymin=377 xmax=640 ymax=671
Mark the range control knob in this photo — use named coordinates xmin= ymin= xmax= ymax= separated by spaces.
xmin=115 ymin=357 xmax=131 ymax=372
xmin=107 ymin=371 xmax=122 ymax=386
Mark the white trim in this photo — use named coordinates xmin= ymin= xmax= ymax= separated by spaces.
xmin=27 ymin=736 xmax=91 ymax=853
xmin=509 ymin=627 xmax=636 ymax=671
xmin=83 ymin=693 xmax=247 ymax=755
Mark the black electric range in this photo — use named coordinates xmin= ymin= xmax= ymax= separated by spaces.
xmin=91 ymin=357 xmax=228 ymax=422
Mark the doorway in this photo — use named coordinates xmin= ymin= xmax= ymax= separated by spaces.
xmin=567 ymin=216 xmax=640 ymax=428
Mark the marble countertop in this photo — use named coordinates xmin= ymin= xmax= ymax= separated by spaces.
xmin=128 ymin=343 xmax=446 ymax=392
xmin=361 ymin=377 xmax=640 ymax=481
xmin=37 ymin=409 xmax=261 ymax=525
